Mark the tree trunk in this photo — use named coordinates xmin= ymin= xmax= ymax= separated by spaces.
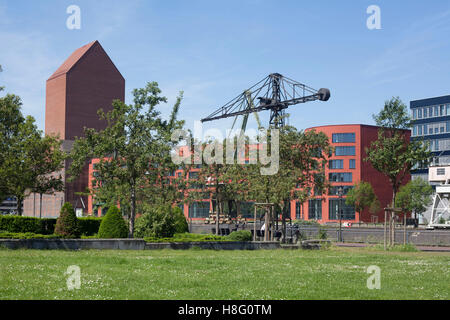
xmin=17 ymin=197 xmax=23 ymax=216
xmin=33 ymin=193 xmax=36 ymax=217
xmin=129 ymin=185 xmax=136 ymax=238
xmin=216 ymin=201 xmax=220 ymax=236
xmin=39 ymin=193 xmax=43 ymax=219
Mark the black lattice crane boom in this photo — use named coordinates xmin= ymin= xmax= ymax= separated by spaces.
xmin=201 ymin=73 xmax=330 ymax=129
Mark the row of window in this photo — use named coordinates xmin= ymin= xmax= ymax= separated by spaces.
xmin=329 ymin=159 xmax=356 ymax=169
xmin=308 ymin=199 xmax=355 ymax=220
xmin=332 ymin=133 xmax=355 ymax=143
xmin=334 ymin=146 xmax=356 ymax=156
xmin=412 ymin=122 xmax=450 ymax=137
xmin=412 ymin=104 xmax=450 ymax=120
xmin=329 ymin=172 xmax=353 ymax=182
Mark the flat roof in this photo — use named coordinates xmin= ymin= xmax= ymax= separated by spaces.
xmin=410 ymin=95 xmax=450 ymax=108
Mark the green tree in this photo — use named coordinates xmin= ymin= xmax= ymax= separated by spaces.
xmin=97 ymin=206 xmax=128 ymax=238
xmin=54 ymin=202 xmax=80 ymax=238
xmin=30 ymin=134 xmax=65 ymax=218
xmin=68 ymin=82 xmax=184 ymax=237
xmin=366 ymin=97 xmax=431 ymax=246
xmin=248 ymin=126 xmax=332 ymax=242
xmin=366 ymin=97 xmax=431 ymax=208
xmin=345 ymin=181 xmax=380 ymax=217
xmin=396 ymin=178 xmax=433 ymax=221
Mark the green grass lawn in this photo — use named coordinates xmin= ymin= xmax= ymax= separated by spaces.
xmin=0 ymin=246 xmax=448 ymax=300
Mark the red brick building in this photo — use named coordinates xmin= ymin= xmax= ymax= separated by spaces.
xmin=87 ymin=125 xmax=410 ymax=224
xmin=294 ymin=124 xmax=411 ymax=224
xmin=24 ymin=41 xmax=125 ymax=217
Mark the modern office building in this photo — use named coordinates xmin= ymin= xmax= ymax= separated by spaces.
xmin=22 ymin=41 xmax=125 ymax=217
xmin=410 ymin=95 xmax=450 ymax=175
xmin=294 ymin=124 xmax=411 ymax=224
xmin=410 ymin=95 xmax=450 ymax=223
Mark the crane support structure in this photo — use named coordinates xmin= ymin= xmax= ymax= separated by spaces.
xmin=201 ymin=73 xmax=330 ymax=128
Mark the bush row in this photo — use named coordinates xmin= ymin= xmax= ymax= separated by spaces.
xmin=0 ymin=215 xmax=102 ymax=236
xmin=144 ymin=230 xmax=252 ymax=243
xmin=0 ymin=232 xmax=62 ymax=239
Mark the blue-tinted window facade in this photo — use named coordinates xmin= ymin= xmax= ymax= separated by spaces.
xmin=329 ymin=199 xmax=355 ymax=220
xmin=329 ymin=172 xmax=352 ymax=182
xmin=329 ymin=160 xmax=344 ymax=169
xmin=349 ymin=159 xmax=356 ymax=169
xmin=332 ymin=133 xmax=355 ymax=143
xmin=335 ymin=146 xmax=356 ymax=156
xmin=188 ymin=202 xmax=210 ymax=218
xmin=308 ymin=199 xmax=322 ymax=220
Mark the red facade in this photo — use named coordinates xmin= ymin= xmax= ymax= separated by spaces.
xmin=295 ymin=124 xmax=411 ymax=223
xmin=87 ymin=125 xmax=410 ymax=223
xmin=24 ymin=41 xmax=125 ymax=217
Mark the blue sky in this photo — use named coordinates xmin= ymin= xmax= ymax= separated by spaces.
xmin=1 ymin=0 xmax=450 ymax=135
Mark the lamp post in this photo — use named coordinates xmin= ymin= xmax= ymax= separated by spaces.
xmin=338 ymin=186 xmax=343 ymax=242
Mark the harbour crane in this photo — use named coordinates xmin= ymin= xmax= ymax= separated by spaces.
xmin=201 ymin=73 xmax=331 ymax=130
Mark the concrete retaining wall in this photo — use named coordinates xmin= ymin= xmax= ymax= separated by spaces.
xmin=0 ymin=239 xmax=146 ymax=250
xmin=0 ymin=239 xmax=279 ymax=250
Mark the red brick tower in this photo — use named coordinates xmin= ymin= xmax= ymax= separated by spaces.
xmin=24 ymin=41 xmax=125 ymax=217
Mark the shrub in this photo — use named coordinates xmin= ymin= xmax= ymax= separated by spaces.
xmin=173 ymin=206 xmax=189 ymax=234
xmin=135 ymin=205 xmax=177 ymax=238
xmin=78 ymin=217 xmax=102 ymax=236
xmin=54 ymin=203 xmax=80 ymax=238
xmin=294 ymin=220 xmax=320 ymax=227
xmin=0 ymin=232 xmax=62 ymax=239
xmin=0 ymin=215 xmax=100 ymax=235
xmin=97 ymin=206 xmax=128 ymax=239
xmin=227 ymin=230 xmax=252 ymax=242
xmin=0 ymin=216 xmax=56 ymax=234
xmin=318 ymin=227 xmax=327 ymax=240
xmin=144 ymin=233 xmax=227 ymax=243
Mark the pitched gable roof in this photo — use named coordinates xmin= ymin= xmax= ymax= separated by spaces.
xmin=47 ymin=41 xmax=98 ymax=81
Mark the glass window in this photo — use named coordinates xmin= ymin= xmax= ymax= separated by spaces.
xmin=423 ymin=108 xmax=427 ymax=118
xmin=435 ymin=127 xmax=439 ymax=134
xmin=295 ymin=201 xmax=302 ymax=220
xmin=418 ymin=109 xmax=422 ymax=119
xmin=328 ymin=186 xmax=354 ymax=196
xmin=413 ymin=126 xmax=417 ymax=136
xmin=434 ymin=106 xmax=439 ymax=117
xmin=440 ymin=105 xmax=445 ymax=116
xmin=332 ymin=133 xmax=355 ymax=143
xmin=423 ymin=124 xmax=427 ymax=135
xmin=329 ymin=172 xmax=352 ymax=182
xmin=329 ymin=199 xmax=355 ymax=220
xmin=308 ymin=199 xmax=322 ymax=220
xmin=440 ymin=126 xmax=445 ymax=133
xmin=329 ymin=159 xmax=344 ymax=169
xmin=447 ymin=104 xmax=450 ymax=116
xmin=446 ymin=121 xmax=450 ymax=133
xmin=349 ymin=159 xmax=356 ymax=169
xmin=412 ymin=109 xmax=417 ymax=119
xmin=189 ymin=171 xmax=198 ymax=179
xmin=335 ymin=146 xmax=356 ymax=156
xmin=429 ymin=106 xmax=433 ymax=117
xmin=237 ymin=201 xmax=254 ymax=218
xmin=418 ymin=126 xmax=422 ymax=135
xmin=188 ymin=201 xmax=210 ymax=218
xmin=435 ymin=140 xmax=440 ymax=151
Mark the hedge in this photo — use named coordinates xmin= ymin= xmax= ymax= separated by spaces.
xmin=0 ymin=232 xmax=62 ymax=239
xmin=144 ymin=233 xmax=229 ymax=243
xmin=0 ymin=215 xmax=102 ymax=236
